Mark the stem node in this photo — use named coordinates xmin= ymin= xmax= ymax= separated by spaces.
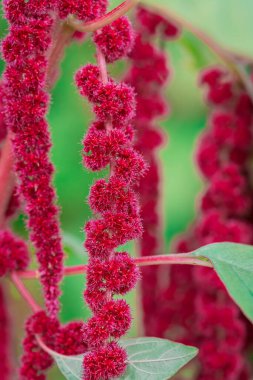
xmin=67 ymin=0 xmax=139 ymax=33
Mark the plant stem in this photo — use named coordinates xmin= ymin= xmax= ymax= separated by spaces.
xmin=19 ymin=254 xmax=213 ymax=279
xmin=231 ymin=61 xmax=253 ymax=101
xmin=135 ymin=254 xmax=213 ymax=267
xmin=46 ymin=21 xmax=74 ymax=90
xmin=0 ymin=134 xmax=15 ymax=228
xmin=96 ymin=47 xmax=108 ymax=84
xmin=10 ymin=273 xmax=41 ymax=313
xmin=144 ymin=1 xmax=253 ymax=103
xmin=67 ymin=0 xmax=139 ymax=33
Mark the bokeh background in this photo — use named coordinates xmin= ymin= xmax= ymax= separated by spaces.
xmin=1 ymin=0 xmax=250 ymax=378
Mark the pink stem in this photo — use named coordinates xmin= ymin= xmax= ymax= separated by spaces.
xmin=135 ymin=254 xmax=213 ymax=267
xmin=96 ymin=47 xmax=108 ymax=84
xmin=96 ymin=47 xmax=113 ymax=135
xmin=46 ymin=22 xmax=74 ymax=90
xmin=18 ymin=269 xmax=38 ymax=279
xmin=67 ymin=0 xmax=139 ymax=33
xmin=0 ymin=134 xmax=15 ymax=228
xmin=19 ymin=254 xmax=213 ymax=279
xmin=10 ymin=273 xmax=41 ymax=313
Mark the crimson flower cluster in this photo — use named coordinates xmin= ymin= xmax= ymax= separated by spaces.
xmin=194 ymin=67 xmax=253 ymax=380
xmin=136 ymin=6 xmax=179 ymax=39
xmin=0 ymin=229 xmax=29 ymax=277
xmin=75 ymin=12 xmax=145 ymax=380
xmin=2 ymin=0 xmax=64 ymax=318
xmin=20 ymin=311 xmax=87 ymax=380
xmin=126 ymin=5 xmax=180 ymax=335
xmin=58 ymin=0 xmax=107 ymax=21
xmin=170 ymin=67 xmax=253 ymax=379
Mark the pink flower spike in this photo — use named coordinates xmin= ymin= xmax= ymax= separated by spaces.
xmin=75 ymin=11 xmax=145 ymax=379
xmin=2 ymin=0 xmax=64 ymax=319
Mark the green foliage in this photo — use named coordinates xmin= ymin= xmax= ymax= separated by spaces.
xmin=50 ymin=353 xmax=83 ymax=380
xmin=120 ymin=338 xmax=198 ymax=380
xmin=145 ymin=0 xmax=253 ymax=58
xmin=49 ymin=337 xmax=198 ymax=380
xmin=190 ymin=242 xmax=253 ymax=322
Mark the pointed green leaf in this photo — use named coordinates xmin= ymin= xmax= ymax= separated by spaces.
xmin=190 ymin=242 xmax=253 ymax=322
xmin=46 ymin=338 xmax=198 ymax=380
xmin=120 ymin=337 xmax=198 ymax=380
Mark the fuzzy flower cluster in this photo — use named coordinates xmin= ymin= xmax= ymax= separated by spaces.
xmin=75 ymin=13 xmax=145 ymax=380
xmin=20 ymin=311 xmax=87 ymax=379
xmin=125 ymin=6 xmax=180 ymax=335
xmin=94 ymin=16 xmax=135 ymax=63
xmin=0 ymin=229 xmax=29 ymax=276
xmin=2 ymin=0 xmax=65 ymax=318
xmin=58 ymin=0 xmax=107 ymax=21
xmin=167 ymin=67 xmax=253 ymax=379
xmin=136 ymin=6 xmax=179 ymax=40
xmin=193 ymin=67 xmax=253 ymax=380
xmin=58 ymin=0 xmax=108 ymax=43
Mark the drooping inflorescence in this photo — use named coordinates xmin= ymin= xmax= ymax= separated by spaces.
xmin=125 ymin=5 xmax=180 ymax=336
xmin=1 ymin=1 xmax=70 ymax=377
xmin=2 ymin=0 xmax=65 ymax=318
xmin=193 ymin=67 xmax=253 ymax=380
xmin=169 ymin=67 xmax=253 ymax=379
xmin=75 ymin=8 xmax=146 ymax=379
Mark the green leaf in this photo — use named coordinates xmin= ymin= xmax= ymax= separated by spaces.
xmin=190 ymin=242 xmax=253 ymax=322
xmin=144 ymin=0 xmax=253 ymax=58
xmin=120 ymin=338 xmax=198 ymax=380
xmin=53 ymin=354 xmax=83 ymax=380
xmin=44 ymin=338 xmax=198 ymax=380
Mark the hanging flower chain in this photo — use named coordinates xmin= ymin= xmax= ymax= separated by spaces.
xmin=171 ymin=67 xmax=253 ymax=379
xmin=75 ymin=10 xmax=147 ymax=379
xmin=2 ymin=0 xmax=64 ymax=319
xmin=125 ymin=5 xmax=180 ymax=336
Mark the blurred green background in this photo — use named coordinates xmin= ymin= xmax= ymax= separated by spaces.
xmin=0 ymin=0 xmax=241 ymax=378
